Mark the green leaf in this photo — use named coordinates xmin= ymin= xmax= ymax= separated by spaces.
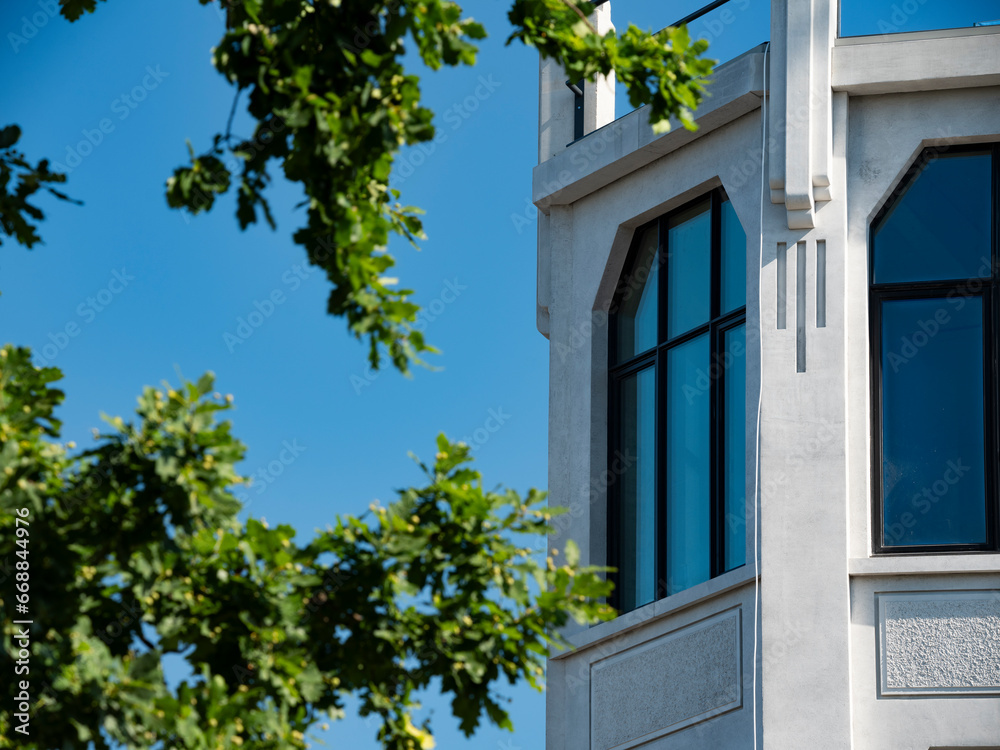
xmin=0 ymin=125 xmax=21 ymax=149
xmin=563 ymin=538 xmax=580 ymax=566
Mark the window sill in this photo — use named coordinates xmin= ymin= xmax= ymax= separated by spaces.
xmin=835 ymin=24 xmax=1000 ymax=46
xmin=848 ymin=554 xmax=1000 ymax=577
xmin=831 ymin=29 xmax=1000 ymax=95
xmin=556 ymin=564 xmax=759 ymax=658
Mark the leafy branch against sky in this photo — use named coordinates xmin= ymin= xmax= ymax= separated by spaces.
xmin=5 ymin=0 xmax=712 ymax=373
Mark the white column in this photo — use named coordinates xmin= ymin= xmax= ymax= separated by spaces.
xmin=538 ymin=53 xmax=576 ymax=163
xmin=583 ymin=3 xmax=616 ymax=135
xmin=760 ymin=0 xmax=854 ymax=736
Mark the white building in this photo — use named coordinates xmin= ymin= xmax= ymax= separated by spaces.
xmin=535 ymin=1 xmax=1000 ymax=747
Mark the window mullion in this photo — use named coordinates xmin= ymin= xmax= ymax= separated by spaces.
xmin=985 ymin=285 xmax=998 ymax=552
xmin=609 ymin=349 xmax=657 ymax=379
xmin=607 ymin=362 xmax=620 ymax=611
xmin=870 ymin=290 xmax=886 ymax=552
xmin=655 ymin=346 xmax=667 ymax=601
xmin=993 ymin=144 xmax=1000 ymax=550
xmin=710 ymin=190 xmax=722 ymax=322
xmin=709 ymin=191 xmax=722 ymax=580
xmin=709 ymin=319 xmax=721 ymax=580
xmin=657 ymin=217 xmax=668 ymax=601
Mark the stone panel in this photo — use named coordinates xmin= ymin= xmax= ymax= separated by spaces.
xmin=878 ymin=591 xmax=1000 ymax=696
xmin=590 ymin=608 xmax=742 ymax=749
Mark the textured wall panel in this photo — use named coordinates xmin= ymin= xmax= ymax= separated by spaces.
xmin=590 ymin=608 xmax=742 ymax=749
xmin=878 ymin=591 xmax=1000 ymax=696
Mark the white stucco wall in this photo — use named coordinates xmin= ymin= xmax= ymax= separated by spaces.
xmin=539 ymin=60 xmax=766 ymax=750
xmin=536 ymin=5 xmax=1000 ymax=749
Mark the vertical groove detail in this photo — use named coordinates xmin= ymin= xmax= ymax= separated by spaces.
xmin=776 ymin=242 xmax=787 ymax=330
xmin=796 ymin=241 xmax=807 ymax=372
xmin=816 ymin=240 xmax=827 ymax=328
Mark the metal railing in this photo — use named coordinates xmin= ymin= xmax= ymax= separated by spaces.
xmin=590 ymin=0 xmax=739 ymax=32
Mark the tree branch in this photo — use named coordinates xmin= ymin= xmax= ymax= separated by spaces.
xmin=558 ymin=0 xmax=596 ymax=34
xmin=136 ymin=629 xmax=157 ymax=651
xmin=225 ymin=88 xmax=241 ymax=145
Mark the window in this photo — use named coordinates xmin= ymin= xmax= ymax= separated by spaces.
xmin=870 ymin=144 xmax=1000 ymax=553
xmin=839 ymin=0 xmax=999 ymax=38
xmin=609 ymin=189 xmax=747 ymax=613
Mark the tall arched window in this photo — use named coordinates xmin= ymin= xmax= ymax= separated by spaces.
xmin=609 ymin=189 xmax=747 ymax=613
xmin=870 ymin=144 xmax=999 ymax=553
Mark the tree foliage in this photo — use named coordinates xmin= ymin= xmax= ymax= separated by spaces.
xmin=9 ymin=0 xmax=711 ymax=373
xmin=0 ymin=344 xmax=613 ymax=749
xmin=0 ymin=2 xmax=715 ymax=746
xmin=508 ymin=0 xmax=712 ymax=131
xmin=0 ymin=125 xmax=79 ymax=249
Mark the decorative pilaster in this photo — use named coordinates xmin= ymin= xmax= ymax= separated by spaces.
xmin=769 ymin=0 xmax=836 ymax=229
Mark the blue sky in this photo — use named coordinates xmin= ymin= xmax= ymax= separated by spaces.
xmin=2 ymin=2 xmax=549 ymax=747
xmin=2 ymin=0 xmax=995 ymax=748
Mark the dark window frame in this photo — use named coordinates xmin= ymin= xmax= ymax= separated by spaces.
xmin=869 ymin=142 xmax=1000 ymax=555
xmin=608 ymin=188 xmax=747 ymax=612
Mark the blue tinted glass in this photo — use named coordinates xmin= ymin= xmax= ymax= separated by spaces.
xmin=667 ymin=201 xmax=711 ymax=338
xmin=873 ymin=153 xmax=992 ymax=284
xmin=721 ymin=199 xmax=747 ymax=314
xmin=618 ymin=366 xmax=657 ymax=610
xmin=666 ymin=334 xmax=710 ymax=594
xmin=881 ymin=297 xmax=987 ymax=546
xmin=841 ymin=0 xmax=999 ymax=37
xmin=724 ymin=325 xmax=747 ymax=570
xmin=617 ymin=226 xmax=659 ymax=361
